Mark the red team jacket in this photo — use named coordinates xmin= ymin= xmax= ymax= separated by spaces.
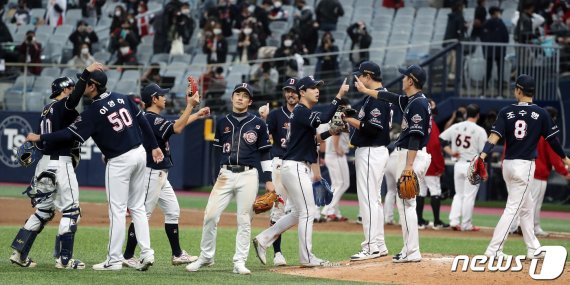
xmin=426 ymin=117 xmax=445 ymax=176
xmin=534 ymin=137 xmax=569 ymax=180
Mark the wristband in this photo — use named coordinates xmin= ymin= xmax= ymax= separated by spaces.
xmin=481 ymin=142 xmax=495 ymax=156
xmin=319 ymin=152 xmax=325 ymax=159
xmin=320 ymin=131 xmax=332 ymax=141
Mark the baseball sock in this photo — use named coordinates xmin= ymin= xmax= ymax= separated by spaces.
xmin=271 ymin=221 xmax=282 ymax=254
xmin=165 ymin=223 xmax=182 ymax=257
xmin=416 ymin=196 xmax=425 ymax=222
xmin=123 ymin=222 xmax=137 ymax=259
xmin=431 ymin=196 xmax=441 ymax=223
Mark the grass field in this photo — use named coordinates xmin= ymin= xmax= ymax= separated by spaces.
xmin=0 ymin=186 xmax=569 ymax=284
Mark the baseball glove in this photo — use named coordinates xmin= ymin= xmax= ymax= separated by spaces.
xmin=15 ymin=142 xmax=41 ymax=167
xmin=337 ymin=105 xmax=357 ymax=117
xmin=329 ymin=111 xmax=348 ymax=133
xmin=313 ymin=178 xmax=333 ymax=207
xmin=397 ymin=170 xmax=419 ymax=200
xmin=467 ymin=155 xmax=487 ymax=185
xmin=253 ymin=191 xmax=278 ymax=214
xmin=187 ymin=76 xmax=199 ymax=96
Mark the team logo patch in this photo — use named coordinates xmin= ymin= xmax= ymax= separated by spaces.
xmin=283 ymin=122 xmax=289 ymax=129
xmin=358 ymin=109 xmax=365 ymax=120
xmin=411 ymin=114 xmax=422 ymax=124
xmin=223 ymin=126 xmax=231 ymax=134
xmin=531 ymin=112 xmax=539 ymax=120
xmin=370 ymin=108 xmax=381 ymax=117
xmin=401 ymin=117 xmax=408 ymax=130
xmin=154 ymin=117 xmax=164 ymax=125
xmin=255 ymin=125 xmax=260 ymax=129
xmin=243 ymin=130 xmax=258 ymax=144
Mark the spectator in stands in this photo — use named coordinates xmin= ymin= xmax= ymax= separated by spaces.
xmin=67 ymin=42 xmax=96 ymax=67
xmin=268 ymin=0 xmax=288 ymax=22
xmin=128 ymin=93 xmax=145 ymax=110
xmin=245 ymin=15 xmax=270 ymax=46
xmin=556 ymin=17 xmax=570 ymax=74
xmin=482 ymin=109 xmax=497 ymax=135
xmin=110 ymin=4 xmax=127 ymax=34
xmin=203 ymin=23 xmax=228 ymax=64
xmin=18 ymin=30 xmax=42 ymax=75
xmin=382 ymin=0 xmax=405 ymax=9
xmin=136 ymin=1 xmax=152 ymax=37
xmin=175 ymin=2 xmax=196 ymax=46
xmin=114 ymin=41 xmax=139 ymax=67
xmin=274 ymin=34 xmax=301 ymax=84
xmin=79 ymin=0 xmax=105 ymax=19
xmin=315 ymin=0 xmax=344 ymax=32
xmin=200 ymin=66 xmax=227 ymax=95
xmin=253 ymin=1 xmax=272 ymax=40
xmin=109 ymin=20 xmax=140 ymax=53
xmin=124 ymin=0 xmax=140 ymax=15
xmin=250 ymin=62 xmax=279 ymax=95
xmin=444 ymin=105 xmax=467 ymax=130
xmin=237 ymin=23 xmax=260 ymax=63
xmin=26 ymin=0 xmax=42 ymax=9
xmin=11 ymin=0 xmax=30 ymax=26
xmin=471 ymin=0 xmax=487 ymax=40
xmin=481 ymin=6 xmax=509 ymax=90
xmin=69 ymin=20 xmax=99 ymax=56
xmin=141 ymin=63 xmax=163 ymax=85
xmin=444 ymin=0 xmax=467 ymax=81
xmin=0 ymin=2 xmax=14 ymax=44
xmin=46 ymin=0 xmax=66 ymax=27
xmin=315 ymin=32 xmax=340 ymax=98
xmin=293 ymin=0 xmax=319 ymax=54
xmin=347 ymin=21 xmax=372 ymax=65
xmin=211 ymin=0 xmax=237 ymax=37
xmin=514 ymin=1 xmax=542 ymax=44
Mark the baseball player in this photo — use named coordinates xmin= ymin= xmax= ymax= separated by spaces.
xmin=355 ymin=65 xmax=432 ymax=263
xmin=27 ymin=68 xmax=164 ymax=271
xmin=253 ymin=76 xmax=348 ymax=267
xmin=508 ymin=106 xmax=570 ymax=237
xmin=475 ymin=75 xmax=570 ymax=258
xmin=383 ymin=146 xmax=400 ymax=225
xmin=9 ymin=63 xmax=102 ymax=269
xmin=416 ymin=100 xmax=449 ymax=230
xmin=344 ymin=61 xmax=391 ymax=261
xmin=186 ymin=83 xmax=274 ymax=275
xmin=258 ymin=77 xmax=300 ymax=267
xmin=439 ymin=104 xmax=487 ymax=232
xmin=121 ymin=83 xmax=210 ymax=267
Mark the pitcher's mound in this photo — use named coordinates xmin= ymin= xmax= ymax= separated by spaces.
xmin=273 ymin=254 xmax=569 ymax=284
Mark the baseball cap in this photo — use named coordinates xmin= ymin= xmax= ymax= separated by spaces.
xmin=398 ymin=64 xmax=426 ymax=87
xmin=296 ymin=76 xmax=324 ymax=92
xmin=77 ymin=70 xmax=108 ymax=88
xmin=141 ymin=83 xmax=170 ymax=105
xmin=353 ymin=61 xmax=382 ymax=81
xmin=232 ymin=83 xmax=254 ymax=98
xmin=282 ymin=77 xmax=299 ymax=91
xmin=513 ymin=74 xmax=535 ymax=94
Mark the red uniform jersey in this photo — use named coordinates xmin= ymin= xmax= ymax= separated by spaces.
xmin=534 ymin=137 xmax=569 ymax=180
xmin=426 ymin=117 xmax=445 ymax=176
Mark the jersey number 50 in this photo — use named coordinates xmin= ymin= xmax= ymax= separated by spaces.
xmin=107 ymin=108 xmax=133 ymax=131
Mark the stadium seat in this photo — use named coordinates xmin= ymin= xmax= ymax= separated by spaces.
xmin=6 ymin=23 xmax=17 ymax=37
xmin=106 ymin=78 xmax=118 ymax=90
xmin=121 ymin=70 xmax=141 ymax=82
xmin=4 ymin=89 xmax=24 ymax=111
xmin=13 ymin=75 xmax=36 ymax=92
xmin=61 ymin=68 xmax=80 ymax=79
xmin=32 ymin=76 xmax=56 ymax=93
xmin=66 ymin=9 xmax=84 ymax=26
xmin=35 ymin=25 xmax=54 ymax=36
xmin=105 ymin=69 xmax=122 ymax=82
xmin=29 ymin=8 xmax=46 ymax=22
xmin=151 ymin=53 xmax=170 ymax=64
xmin=54 ymin=25 xmax=74 ymax=37
xmin=41 ymin=67 xmax=61 ymax=77
xmin=464 ymin=56 xmax=486 ymax=87
xmin=93 ymin=50 xmax=111 ymax=64
xmin=191 ymin=54 xmax=208 ymax=65
xmin=114 ymin=80 xmax=138 ymax=94
xmin=25 ymin=91 xmax=46 ymax=111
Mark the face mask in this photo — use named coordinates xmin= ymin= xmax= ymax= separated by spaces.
xmin=120 ymin=47 xmax=130 ymax=55
xmin=115 ymin=10 xmax=121 ymax=17
xmin=181 ymin=9 xmax=190 ymax=14
xmin=248 ymin=5 xmax=255 ymax=13
xmin=274 ymin=1 xmax=282 ymax=8
xmin=284 ymin=39 xmax=292 ymax=47
xmin=243 ymin=28 xmax=252 ymax=35
xmin=81 ymin=48 xmax=89 ymax=55
xmin=32 ymin=37 xmax=36 ymax=42
xmin=138 ymin=7 xmax=144 ymax=13
xmin=213 ymin=29 xmax=222 ymax=35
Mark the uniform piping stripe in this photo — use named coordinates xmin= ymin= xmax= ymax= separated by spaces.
xmin=297 ymin=164 xmax=311 ymax=263
xmin=65 ymin=162 xmax=75 ymax=208
xmin=401 ymin=197 xmax=410 ymax=258
xmin=144 ymin=169 xmax=153 ymax=204
xmin=105 ymin=164 xmax=113 ymax=265
xmin=490 ymin=130 xmax=503 ymax=138
xmin=67 ymin=127 xmax=86 ymax=143
xmin=365 ymin=148 xmax=372 ymax=250
xmin=544 ymin=130 xmax=559 ymax=140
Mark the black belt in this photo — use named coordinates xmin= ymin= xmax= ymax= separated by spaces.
xmin=50 ymin=155 xmax=70 ymax=160
xmin=223 ymin=165 xmax=253 ymax=173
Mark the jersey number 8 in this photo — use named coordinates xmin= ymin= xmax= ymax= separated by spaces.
xmin=107 ymin=108 xmax=133 ymax=131
xmin=514 ymin=120 xmax=527 ymax=140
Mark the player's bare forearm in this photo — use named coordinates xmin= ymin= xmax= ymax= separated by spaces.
xmin=310 ymin=163 xmax=321 ymax=181
xmin=480 ymin=133 xmax=500 ymax=160
xmin=173 ymin=105 xmax=193 ymax=134
xmin=405 ymin=150 xmax=418 ymax=170
xmin=345 ymin=117 xmax=361 ymax=129
xmin=443 ymin=145 xmax=456 ymax=157
xmin=265 ymin=181 xmax=275 ymax=193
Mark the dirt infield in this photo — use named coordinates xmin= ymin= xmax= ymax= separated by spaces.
xmin=274 ymin=254 xmax=570 ymax=284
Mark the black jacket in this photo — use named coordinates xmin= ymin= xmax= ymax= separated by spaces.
xmin=316 ymin=0 xmax=344 ymax=25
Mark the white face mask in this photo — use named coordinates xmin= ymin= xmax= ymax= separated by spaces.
xmin=243 ymin=28 xmax=252 ymax=35
xmin=284 ymin=39 xmax=292 ymax=47
xmin=181 ymin=9 xmax=190 ymax=14
xmin=115 ymin=10 xmax=121 ymax=17
xmin=274 ymin=1 xmax=282 ymax=8
xmin=81 ymin=48 xmax=89 ymax=55
xmin=247 ymin=5 xmax=255 ymax=13
xmin=213 ymin=28 xmax=222 ymax=35
xmin=120 ymin=47 xmax=130 ymax=55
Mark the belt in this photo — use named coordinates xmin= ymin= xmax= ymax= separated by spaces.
xmin=50 ymin=154 xmax=70 ymax=160
xmin=222 ymin=165 xmax=253 ymax=173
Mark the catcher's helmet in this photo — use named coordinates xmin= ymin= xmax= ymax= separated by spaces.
xmin=50 ymin=77 xmax=75 ymax=99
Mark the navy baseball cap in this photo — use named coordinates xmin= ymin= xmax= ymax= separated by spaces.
xmin=296 ymin=76 xmax=324 ymax=92
xmin=282 ymin=77 xmax=299 ymax=91
xmin=233 ymin=83 xmax=254 ymax=98
xmin=353 ymin=61 xmax=382 ymax=81
xmin=398 ymin=65 xmax=426 ymax=87
xmin=141 ymin=83 xmax=170 ymax=105
xmin=513 ymin=74 xmax=535 ymax=94
xmin=77 ymin=70 xmax=108 ymax=87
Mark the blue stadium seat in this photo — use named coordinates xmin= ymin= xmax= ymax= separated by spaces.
xmin=13 ymin=75 xmax=36 ymax=92
xmin=25 ymin=91 xmax=47 ymax=111
xmin=41 ymin=67 xmax=61 ymax=77
xmin=4 ymin=89 xmax=24 ymax=111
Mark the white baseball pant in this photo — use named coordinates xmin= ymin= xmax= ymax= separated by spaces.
xmin=384 ymin=151 xmax=399 ymax=224
xmin=270 ymin=157 xmax=289 ymax=223
xmin=393 ymin=148 xmax=431 ymax=260
xmin=143 ymin=169 xmax=180 ymax=224
xmin=449 ymin=161 xmax=480 ymax=230
xmin=355 ymin=146 xmax=389 ymax=253
xmin=198 ymin=167 xmax=258 ymax=266
xmin=509 ymin=178 xmax=548 ymax=233
xmin=104 ymin=145 xmax=154 ymax=265
xmin=255 ymin=160 xmax=319 ymax=265
xmin=419 ymin=176 xmax=442 ymax=197
xmin=485 ymin=160 xmax=540 ymax=257
xmin=321 ymin=152 xmax=350 ymax=217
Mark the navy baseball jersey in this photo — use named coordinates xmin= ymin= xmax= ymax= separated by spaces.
xmin=392 ymin=92 xmax=431 ymax=149
xmin=350 ymin=90 xmax=392 ymax=147
xmin=491 ymin=103 xmax=559 ymax=160
xmin=143 ymin=111 xmax=175 ymax=169
xmin=213 ymin=113 xmax=271 ymax=167
xmin=266 ymin=106 xmax=292 ymax=158
xmin=283 ymin=99 xmax=339 ymax=163
xmin=67 ymin=92 xmax=145 ymax=159
xmin=38 ymin=99 xmax=80 ymax=156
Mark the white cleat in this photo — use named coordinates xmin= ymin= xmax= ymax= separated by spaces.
xmin=172 ymin=250 xmax=198 ymax=265
xmin=350 ymin=250 xmax=384 ymax=261
xmin=9 ymin=251 xmax=36 ymax=268
xmin=185 ymin=257 xmax=214 ymax=272
xmin=122 ymin=257 xmax=140 ymax=268
xmin=55 ymin=257 xmax=85 ymax=269
xmin=137 ymin=255 xmax=155 ymax=271
xmin=252 ymin=238 xmax=267 ymax=265
xmin=300 ymin=258 xmax=330 ymax=268
xmin=535 ymin=230 xmax=550 ymax=238
xmin=392 ymin=253 xmax=421 ymax=263
xmin=273 ymin=252 xmax=287 ymax=266
xmin=92 ymin=261 xmax=122 ymax=271
xmin=233 ymin=263 xmax=251 ymax=275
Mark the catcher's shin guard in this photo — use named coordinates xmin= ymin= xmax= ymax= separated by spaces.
xmin=53 ymin=235 xmax=61 ymax=258
xmin=11 ymin=228 xmax=39 ymax=261
xmin=56 ymin=207 xmax=81 ymax=265
xmin=57 ymin=232 xmax=76 ymax=266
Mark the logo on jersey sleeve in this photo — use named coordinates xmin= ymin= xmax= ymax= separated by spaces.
xmin=370 ymin=108 xmax=381 ymax=117
xmin=223 ymin=126 xmax=231 ymax=134
xmin=282 ymin=122 xmax=289 ymax=129
xmin=358 ymin=108 xmax=365 ymax=120
xmin=154 ymin=117 xmax=164 ymax=125
xmin=401 ymin=117 xmax=408 ymax=130
xmin=411 ymin=114 xmax=423 ymax=123
xmin=531 ymin=112 xmax=539 ymax=120
xmin=243 ymin=130 xmax=258 ymax=144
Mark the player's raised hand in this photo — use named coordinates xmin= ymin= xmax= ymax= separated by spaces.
xmin=86 ymin=62 xmax=104 ymax=72
xmin=564 ymin=157 xmax=570 ymax=168
xmin=188 ymin=91 xmax=200 ymax=107
xmin=26 ymin=133 xmax=40 ymax=142
xmin=196 ymin=107 xmax=211 ymax=119
xmin=353 ymin=75 xmax=368 ymax=93
xmin=152 ymin=148 xmax=164 ymax=163
xmin=258 ymin=103 xmax=269 ymax=120
xmin=337 ymin=78 xmax=349 ymax=98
